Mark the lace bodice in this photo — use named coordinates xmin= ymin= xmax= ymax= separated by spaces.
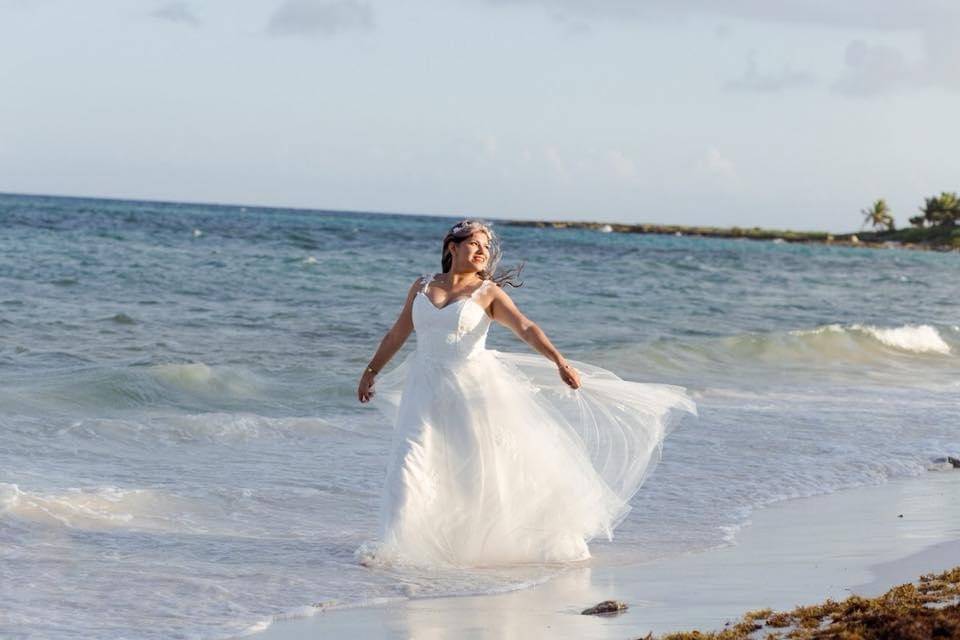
xmin=412 ymin=274 xmax=493 ymax=366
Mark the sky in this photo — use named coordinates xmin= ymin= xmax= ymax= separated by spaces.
xmin=1 ymin=0 xmax=959 ymax=231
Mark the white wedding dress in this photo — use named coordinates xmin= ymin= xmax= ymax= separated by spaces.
xmin=363 ymin=275 xmax=696 ymax=567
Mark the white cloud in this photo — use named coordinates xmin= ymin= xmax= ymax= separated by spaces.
xmin=266 ymin=0 xmax=374 ymax=38
xmin=481 ymin=0 xmax=960 ymax=93
xmin=832 ymin=28 xmax=960 ymax=97
xmin=725 ymin=51 xmax=814 ymax=93
xmin=698 ymin=147 xmax=739 ymax=190
xmin=833 ymin=40 xmax=912 ymax=96
xmin=921 ymin=24 xmax=960 ymax=88
xmin=478 ymin=1 xmax=959 ymax=32
xmin=149 ymin=2 xmax=200 ymax=26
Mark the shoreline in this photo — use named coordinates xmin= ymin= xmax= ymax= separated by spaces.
xmin=502 ymin=219 xmax=959 ymax=252
xmin=246 ymin=469 xmax=960 ymax=640
xmin=5 ymin=191 xmax=955 ymax=252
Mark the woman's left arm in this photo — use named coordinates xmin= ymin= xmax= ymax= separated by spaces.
xmin=487 ymin=286 xmax=581 ymax=389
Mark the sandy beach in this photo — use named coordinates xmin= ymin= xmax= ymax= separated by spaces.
xmin=248 ymin=470 xmax=960 ymax=639
xmin=7 ymin=0 xmax=960 ymax=633
xmin=4 ymin=195 xmax=958 ymax=638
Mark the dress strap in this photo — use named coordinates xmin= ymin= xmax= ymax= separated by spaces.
xmin=418 ymin=273 xmax=434 ymax=294
xmin=471 ymin=278 xmax=494 ymax=298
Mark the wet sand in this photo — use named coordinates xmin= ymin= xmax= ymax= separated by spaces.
xmin=246 ymin=470 xmax=960 ymax=639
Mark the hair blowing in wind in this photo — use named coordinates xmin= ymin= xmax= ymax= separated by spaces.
xmin=441 ymin=219 xmax=524 ymax=287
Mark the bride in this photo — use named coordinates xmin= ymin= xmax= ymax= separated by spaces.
xmin=357 ymin=220 xmax=695 ymax=567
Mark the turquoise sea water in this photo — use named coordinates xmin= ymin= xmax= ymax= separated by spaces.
xmin=1 ymin=193 xmax=958 ymax=638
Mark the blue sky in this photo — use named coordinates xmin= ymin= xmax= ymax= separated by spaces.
xmin=1 ymin=0 xmax=958 ymax=230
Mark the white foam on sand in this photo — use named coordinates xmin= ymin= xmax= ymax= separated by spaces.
xmin=245 ymin=470 xmax=960 ymax=640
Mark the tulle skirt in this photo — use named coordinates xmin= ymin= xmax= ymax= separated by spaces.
xmin=363 ymin=349 xmax=696 ymax=567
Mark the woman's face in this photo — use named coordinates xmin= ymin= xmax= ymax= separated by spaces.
xmin=450 ymin=231 xmax=491 ymax=273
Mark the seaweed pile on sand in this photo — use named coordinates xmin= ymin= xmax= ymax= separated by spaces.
xmin=645 ymin=566 xmax=960 ymax=640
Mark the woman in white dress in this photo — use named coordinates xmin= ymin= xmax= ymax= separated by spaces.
xmin=357 ymin=220 xmax=695 ymax=567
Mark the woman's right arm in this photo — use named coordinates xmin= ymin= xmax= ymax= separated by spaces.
xmin=357 ymin=278 xmax=422 ymax=403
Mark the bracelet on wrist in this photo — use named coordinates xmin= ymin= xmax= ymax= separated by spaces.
xmin=365 ymin=365 xmax=379 ymax=376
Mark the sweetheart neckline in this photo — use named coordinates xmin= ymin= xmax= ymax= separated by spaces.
xmin=417 ymin=290 xmax=481 ymax=312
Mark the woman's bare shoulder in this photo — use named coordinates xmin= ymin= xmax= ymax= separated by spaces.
xmin=409 ymin=277 xmax=425 ymax=291
xmin=475 ymin=278 xmax=506 ymax=309
xmin=487 ymin=279 xmax=508 ymax=297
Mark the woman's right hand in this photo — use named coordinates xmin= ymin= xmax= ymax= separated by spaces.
xmin=557 ymin=361 xmax=581 ymax=390
xmin=358 ymin=370 xmax=376 ymax=403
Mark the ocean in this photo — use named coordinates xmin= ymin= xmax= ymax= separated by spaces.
xmin=1 ymin=192 xmax=957 ymax=639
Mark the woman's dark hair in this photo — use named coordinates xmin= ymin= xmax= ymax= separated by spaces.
xmin=441 ymin=220 xmax=524 ymax=288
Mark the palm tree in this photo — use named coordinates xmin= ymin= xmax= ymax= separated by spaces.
xmin=920 ymin=191 xmax=960 ymax=227
xmin=861 ymin=198 xmax=895 ymax=231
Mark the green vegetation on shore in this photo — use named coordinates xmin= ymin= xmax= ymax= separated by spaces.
xmin=648 ymin=565 xmax=960 ymax=640
xmin=504 ymin=220 xmax=835 ymax=243
xmin=505 ymin=190 xmax=960 ymax=251
xmin=861 ymin=199 xmax=895 ymax=232
xmin=859 ymin=191 xmax=960 ymax=249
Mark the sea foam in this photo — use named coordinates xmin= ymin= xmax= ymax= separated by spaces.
xmin=149 ymin=362 xmax=263 ymax=398
xmin=0 ymin=484 xmax=201 ymax=531
xmin=789 ymin=323 xmax=952 ymax=355
xmin=5 ymin=193 xmax=960 ymax=640
xmin=852 ymin=324 xmax=951 ymax=354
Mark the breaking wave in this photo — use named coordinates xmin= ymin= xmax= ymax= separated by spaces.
xmin=790 ymin=323 xmax=951 ymax=355
xmin=0 ymin=483 xmax=207 ymax=532
xmin=3 ymin=362 xmax=272 ymax=413
xmin=148 ymin=362 xmax=264 ymax=398
xmin=599 ymin=323 xmax=958 ymax=386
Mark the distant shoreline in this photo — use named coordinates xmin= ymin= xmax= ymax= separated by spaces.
xmin=3 ymin=191 xmax=956 ymax=251
xmin=503 ymin=219 xmax=960 ymax=252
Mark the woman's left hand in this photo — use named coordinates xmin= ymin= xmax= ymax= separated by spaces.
xmin=558 ymin=361 xmax=581 ymax=389
xmin=358 ymin=370 xmax=376 ymax=403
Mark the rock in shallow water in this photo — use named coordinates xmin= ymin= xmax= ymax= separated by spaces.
xmin=581 ymin=600 xmax=629 ymax=616
xmin=931 ymin=456 xmax=960 ymax=468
